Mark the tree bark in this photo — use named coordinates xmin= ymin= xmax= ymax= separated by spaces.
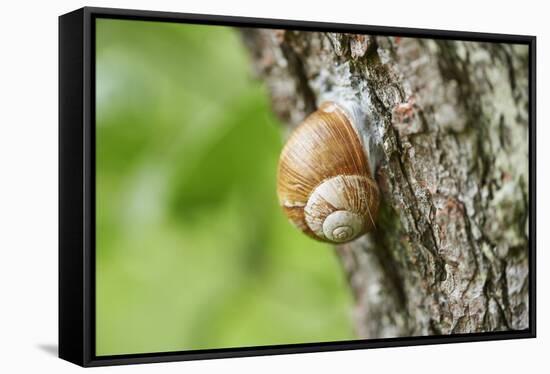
xmin=242 ymin=29 xmax=530 ymax=338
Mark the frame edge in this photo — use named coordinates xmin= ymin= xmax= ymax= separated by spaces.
xmin=59 ymin=7 xmax=86 ymax=367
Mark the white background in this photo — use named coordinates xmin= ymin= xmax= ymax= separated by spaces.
xmin=0 ymin=0 xmax=546 ymax=372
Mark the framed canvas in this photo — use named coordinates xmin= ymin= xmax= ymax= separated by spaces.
xmin=59 ymin=6 xmax=536 ymax=367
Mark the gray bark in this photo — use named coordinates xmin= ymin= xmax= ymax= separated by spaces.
xmin=242 ymin=29 xmax=530 ymax=338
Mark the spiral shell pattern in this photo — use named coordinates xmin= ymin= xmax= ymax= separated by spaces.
xmin=277 ymin=101 xmax=380 ymax=243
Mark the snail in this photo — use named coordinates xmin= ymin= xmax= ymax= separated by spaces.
xmin=277 ymin=101 xmax=380 ymax=244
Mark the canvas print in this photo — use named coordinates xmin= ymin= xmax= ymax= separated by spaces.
xmin=95 ymin=18 xmax=530 ymax=356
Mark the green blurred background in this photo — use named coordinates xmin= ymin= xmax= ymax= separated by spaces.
xmin=96 ymin=18 xmax=353 ymax=356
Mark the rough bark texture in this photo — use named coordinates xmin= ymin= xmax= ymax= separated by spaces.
xmin=242 ymin=29 xmax=530 ymax=338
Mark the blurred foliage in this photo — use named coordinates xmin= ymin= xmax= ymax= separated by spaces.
xmin=96 ymin=18 xmax=354 ymax=356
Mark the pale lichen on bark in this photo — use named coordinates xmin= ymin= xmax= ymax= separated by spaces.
xmin=241 ymin=28 xmax=529 ymax=338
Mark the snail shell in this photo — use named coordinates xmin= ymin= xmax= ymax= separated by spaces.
xmin=277 ymin=101 xmax=380 ymax=243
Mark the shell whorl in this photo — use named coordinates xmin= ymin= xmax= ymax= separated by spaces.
xmin=304 ymin=175 xmax=379 ymax=242
xmin=277 ymin=101 xmax=380 ymax=243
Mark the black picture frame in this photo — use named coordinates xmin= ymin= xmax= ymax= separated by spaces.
xmin=59 ymin=6 xmax=537 ymax=367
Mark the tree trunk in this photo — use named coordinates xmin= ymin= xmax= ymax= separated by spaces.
xmin=242 ymin=29 xmax=530 ymax=338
